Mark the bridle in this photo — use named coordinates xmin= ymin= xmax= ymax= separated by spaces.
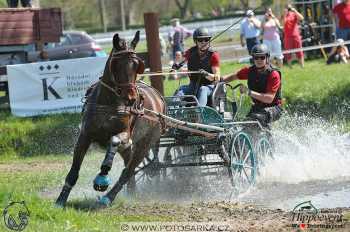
xmin=101 ymin=49 xmax=144 ymax=98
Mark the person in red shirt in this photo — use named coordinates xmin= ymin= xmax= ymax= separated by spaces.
xmin=283 ymin=4 xmax=304 ymax=67
xmin=221 ymin=44 xmax=282 ymax=127
xmin=332 ymin=0 xmax=350 ymax=43
xmin=173 ymin=27 xmax=220 ymax=107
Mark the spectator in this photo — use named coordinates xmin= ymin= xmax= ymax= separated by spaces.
xmin=169 ymin=51 xmax=187 ymax=80
xmin=332 ymin=0 xmax=350 ymax=44
xmin=7 ymin=0 xmax=32 ymax=7
xmin=240 ymin=10 xmax=261 ymax=58
xmin=283 ymin=4 xmax=305 ymax=68
xmin=167 ymin=18 xmax=192 ymax=61
xmin=159 ymin=34 xmax=166 ymax=57
xmin=327 ymin=38 xmax=349 ymax=64
xmin=262 ymin=8 xmax=283 ymax=68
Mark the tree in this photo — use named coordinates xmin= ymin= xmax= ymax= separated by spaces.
xmin=240 ymin=0 xmax=249 ymax=11
xmin=175 ymin=0 xmax=191 ymax=19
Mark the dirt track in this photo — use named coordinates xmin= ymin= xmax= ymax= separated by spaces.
xmin=109 ymin=201 xmax=349 ymax=231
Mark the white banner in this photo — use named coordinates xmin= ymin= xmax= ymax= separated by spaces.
xmin=7 ymin=57 xmax=108 ymax=117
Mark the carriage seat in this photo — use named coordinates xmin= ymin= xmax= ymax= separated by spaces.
xmin=207 ymin=82 xmax=226 ymax=112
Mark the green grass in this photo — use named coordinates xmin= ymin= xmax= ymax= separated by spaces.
xmin=0 ymin=112 xmax=81 ymax=160
xmin=0 ymin=168 xmax=165 ymax=231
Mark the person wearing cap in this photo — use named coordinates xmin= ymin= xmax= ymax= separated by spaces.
xmin=283 ymin=4 xmax=304 ymax=67
xmin=240 ymin=9 xmax=261 ymax=59
xmin=167 ymin=18 xmax=192 ymax=61
xmin=327 ymin=38 xmax=349 ymax=64
xmin=221 ymin=44 xmax=282 ymax=127
xmin=173 ymin=27 xmax=220 ymax=107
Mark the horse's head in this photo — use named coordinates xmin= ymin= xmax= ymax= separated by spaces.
xmin=108 ymin=31 xmax=144 ymax=105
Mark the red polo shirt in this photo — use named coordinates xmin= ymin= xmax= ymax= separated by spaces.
xmin=236 ymin=66 xmax=281 ymax=105
xmin=333 ymin=2 xmax=350 ymax=29
xmin=283 ymin=12 xmax=300 ymax=37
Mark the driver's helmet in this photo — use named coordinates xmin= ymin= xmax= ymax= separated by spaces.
xmin=193 ymin=27 xmax=211 ymax=42
xmin=251 ymin=44 xmax=270 ymax=58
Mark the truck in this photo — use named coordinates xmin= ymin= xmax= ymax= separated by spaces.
xmin=0 ymin=8 xmax=62 ymax=101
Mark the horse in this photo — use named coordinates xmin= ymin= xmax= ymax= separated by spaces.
xmin=55 ymin=31 xmax=166 ymax=207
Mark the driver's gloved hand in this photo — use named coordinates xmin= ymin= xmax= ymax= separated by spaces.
xmin=198 ymin=69 xmax=210 ymax=77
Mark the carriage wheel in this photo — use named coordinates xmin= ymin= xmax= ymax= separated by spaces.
xmin=255 ymin=137 xmax=273 ymax=168
xmin=127 ymin=148 xmax=161 ymax=195
xmin=228 ymin=131 xmax=256 ymax=192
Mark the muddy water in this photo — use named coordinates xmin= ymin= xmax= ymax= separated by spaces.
xmin=47 ymin=115 xmax=350 ymax=211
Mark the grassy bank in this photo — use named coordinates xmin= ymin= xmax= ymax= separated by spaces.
xmin=0 ymin=59 xmax=349 ymax=160
xmin=0 ymin=164 xmax=166 ymax=231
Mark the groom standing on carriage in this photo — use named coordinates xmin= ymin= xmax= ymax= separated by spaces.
xmin=172 ymin=27 xmax=221 ymax=107
xmin=221 ymin=44 xmax=283 ymax=127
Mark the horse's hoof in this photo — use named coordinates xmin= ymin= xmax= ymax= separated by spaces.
xmin=93 ymin=174 xmax=111 ymax=192
xmin=98 ymin=196 xmax=111 ymax=206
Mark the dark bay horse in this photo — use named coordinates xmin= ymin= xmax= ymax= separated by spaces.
xmin=55 ymin=31 xmax=165 ymax=207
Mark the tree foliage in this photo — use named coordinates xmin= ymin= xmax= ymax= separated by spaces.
xmin=0 ymin=0 xmax=269 ymax=31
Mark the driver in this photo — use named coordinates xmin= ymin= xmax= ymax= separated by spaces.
xmin=172 ymin=27 xmax=220 ymax=107
xmin=221 ymin=44 xmax=282 ymax=127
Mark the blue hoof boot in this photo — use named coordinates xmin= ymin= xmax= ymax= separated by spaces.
xmin=98 ymin=196 xmax=111 ymax=206
xmin=93 ymin=175 xmax=111 ymax=192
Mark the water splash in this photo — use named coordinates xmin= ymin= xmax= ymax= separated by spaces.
xmin=46 ymin=114 xmax=350 ymax=207
xmin=258 ymin=114 xmax=350 ymax=183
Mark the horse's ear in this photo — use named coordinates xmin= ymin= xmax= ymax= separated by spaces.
xmin=113 ymin=33 xmax=120 ymax=49
xmin=130 ymin=31 xmax=140 ymax=50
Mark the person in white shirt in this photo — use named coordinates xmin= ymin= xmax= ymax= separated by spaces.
xmin=240 ymin=10 xmax=261 ymax=57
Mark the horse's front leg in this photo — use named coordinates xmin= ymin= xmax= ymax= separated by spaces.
xmin=98 ymin=130 xmax=157 ymax=206
xmin=55 ymin=132 xmax=91 ymax=207
xmin=93 ymin=132 xmax=131 ymax=192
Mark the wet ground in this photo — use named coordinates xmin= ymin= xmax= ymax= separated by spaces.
xmin=37 ymin=116 xmax=350 ymax=230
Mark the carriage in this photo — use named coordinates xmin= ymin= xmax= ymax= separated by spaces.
xmin=130 ymin=81 xmax=275 ymax=193
xmin=56 ymin=32 xmax=276 ymax=207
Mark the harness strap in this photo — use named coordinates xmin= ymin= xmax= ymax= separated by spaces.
xmin=100 ymin=80 xmax=121 ymax=97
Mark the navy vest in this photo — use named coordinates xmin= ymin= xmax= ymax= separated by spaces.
xmin=247 ymin=65 xmax=282 ymax=107
xmin=187 ymin=46 xmax=215 ymax=86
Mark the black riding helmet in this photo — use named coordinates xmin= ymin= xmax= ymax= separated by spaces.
xmin=251 ymin=44 xmax=270 ymax=57
xmin=193 ymin=27 xmax=211 ymax=42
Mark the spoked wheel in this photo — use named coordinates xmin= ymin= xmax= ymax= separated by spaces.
xmin=127 ymin=148 xmax=161 ymax=194
xmin=228 ymin=131 xmax=257 ymax=193
xmin=255 ymin=136 xmax=273 ymax=168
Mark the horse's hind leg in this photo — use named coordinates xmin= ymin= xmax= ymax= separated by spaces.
xmin=55 ymin=133 xmax=91 ymax=207
xmin=93 ymin=132 xmax=131 ymax=192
